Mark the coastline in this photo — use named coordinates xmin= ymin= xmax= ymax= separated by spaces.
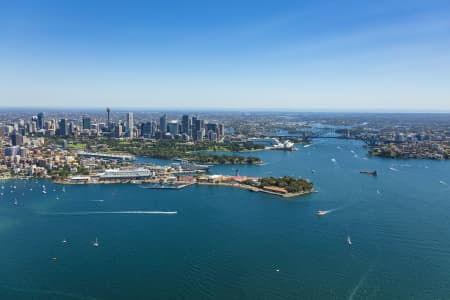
xmin=49 ymin=178 xmax=315 ymax=198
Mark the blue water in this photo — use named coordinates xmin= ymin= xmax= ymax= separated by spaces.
xmin=1 ymin=139 xmax=450 ymax=299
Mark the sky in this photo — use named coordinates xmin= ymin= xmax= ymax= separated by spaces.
xmin=1 ymin=0 xmax=450 ymax=111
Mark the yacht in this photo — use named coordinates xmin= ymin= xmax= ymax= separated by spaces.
xmin=92 ymin=238 xmax=99 ymax=247
xmin=347 ymin=236 xmax=352 ymax=245
xmin=316 ymin=210 xmax=327 ymax=216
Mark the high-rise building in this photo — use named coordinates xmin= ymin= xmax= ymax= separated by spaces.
xmin=206 ymin=123 xmax=218 ymax=134
xmin=196 ymin=128 xmax=205 ymax=141
xmin=193 ymin=118 xmax=205 ymax=141
xmin=37 ymin=112 xmax=44 ymax=129
xmin=114 ymin=124 xmax=122 ymax=138
xmin=141 ymin=121 xmax=153 ymax=138
xmin=181 ymin=114 xmax=191 ymax=136
xmin=58 ymin=119 xmax=68 ymax=136
xmin=168 ymin=121 xmax=179 ymax=135
xmin=126 ymin=112 xmax=134 ymax=138
xmin=218 ymin=123 xmax=225 ymax=138
xmin=11 ymin=133 xmax=23 ymax=146
xmin=82 ymin=116 xmax=91 ymax=130
xmin=159 ymin=114 xmax=167 ymax=134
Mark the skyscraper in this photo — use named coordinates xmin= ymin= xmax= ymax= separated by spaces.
xmin=82 ymin=116 xmax=91 ymax=130
xmin=159 ymin=114 xmax=167 ymax=134
xmin=168 ymin=121 xmax=179 ymax=136
xmin=126 ymin=112 xmax=134 ymax=138
xmin=37 ymin=112 xmax=44 ymax=129
xmin=181 ymin=114 xmax=191 ymax=136
xmin=58 ymin=118 xmax=68 ymax=136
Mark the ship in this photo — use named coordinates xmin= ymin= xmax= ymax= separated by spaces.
xmin=316 ymin=210 xmax=327 ymax=216
xmin=173 ymin=159 xmax=210 ymax=171
xmin=360 ymin=170 xmax=377 ymax=176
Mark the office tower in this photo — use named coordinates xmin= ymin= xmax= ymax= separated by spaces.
xmin=193 ymin=118 xmax=204 ymax=141
xmin=11 ymin=133 xmax=23 ymax=146
xmin=181 ymin=114 xmax=191 ymax=135
xmin=208 ymin=131 xmax=217 ymax=142
xmin=30 ymin=121 xmax=37 ymax=133
xmin=141 ymin=121 xmax=154 ymax=138
xmin=37 ymin=112 xmax=44 ymax=129
xmin=168 ymin=121 xmax=179 ymax=135
xmin=82 ymin=116 xmax=91 ymax=130
xmin=159 ymin=114 xmax=167 ymax=134
xmin=126 ymin=112 xmax=134 ymax=138
xmin=196 ymin=128 xmax=205 ymax=141
xmin=218 ymin=123 xmax=224 ymax=137
xmin=58 ymin=118 xmax=68 ymax=136
xmin=206 ymin=123 xmax=218 ymax=134
xmin=192 ymin=115 xmax=198 ymax=135
xmin=114 ymin=124 xmax=122 ymax=138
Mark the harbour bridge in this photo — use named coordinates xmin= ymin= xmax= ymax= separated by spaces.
xmin=276 ymin=126 xmax=349 ymax=139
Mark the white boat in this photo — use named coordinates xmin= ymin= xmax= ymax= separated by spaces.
xmin=56 ymin=196 xmax=59 ymax=200
xmin=14 ymin=199 xmax=18 ymax=205
xmin=347 ymin=236 xmax=352 ymax=245
xmin=42 ymin=190 xmax=47 ymax=194
xmin=316 ymin=210 xmax=328 ymax=216
xmin=62 ymin=238 xmax=67 ymax=244
xmin=92 ymin=238 xmax=99 ymax=247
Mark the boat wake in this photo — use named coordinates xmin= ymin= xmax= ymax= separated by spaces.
xmin=389 ymin=167 xmax=399 ymax=172
xmin=42 ymin=211 xmax=178 ymax=216
xmin=440 ymin=180 xmax=448 ymax=185
xmin=348 ymin=264 xmax=374 ymax=300
xmin=316 ymin=208 xmax=340 ymax=216
xmin=89 ymin=199 xmax=105 ymax=202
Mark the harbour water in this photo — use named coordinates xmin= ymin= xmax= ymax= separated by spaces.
xmin=1 ymin=139 xmax=450 ymax=299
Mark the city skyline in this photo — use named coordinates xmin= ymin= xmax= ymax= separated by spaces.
xmin=1 ymin=0 xmax=450 ymax=111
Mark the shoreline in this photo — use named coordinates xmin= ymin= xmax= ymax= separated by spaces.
xmin=34 ymin=178 xmax=315 ymax=198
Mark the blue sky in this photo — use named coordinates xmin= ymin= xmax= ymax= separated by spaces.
xmin=1 ymin=0 xmax=450 ymax=111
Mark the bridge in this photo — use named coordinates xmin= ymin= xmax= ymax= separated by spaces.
xmin=277 ymin=126 xmax=349 ymax=139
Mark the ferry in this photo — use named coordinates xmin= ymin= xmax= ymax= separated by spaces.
xmin=173 ymin=159 xmax=209 ymax=171
xmin=316 ymin=210 xmax=327 ymax=216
